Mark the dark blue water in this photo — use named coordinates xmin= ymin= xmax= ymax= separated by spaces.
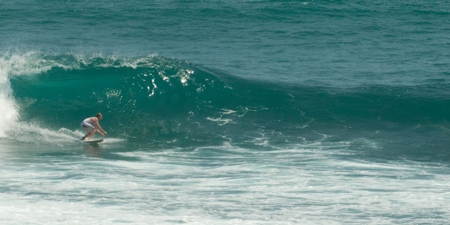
xmin=1 ymin=1 xmax=450 ymax=224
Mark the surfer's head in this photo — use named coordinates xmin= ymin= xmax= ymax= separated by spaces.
xmin=96 ymin=112 xmax=103 ymax=120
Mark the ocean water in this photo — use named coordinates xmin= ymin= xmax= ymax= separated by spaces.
xmin=1 ymin=0 xmax=450 ymax=224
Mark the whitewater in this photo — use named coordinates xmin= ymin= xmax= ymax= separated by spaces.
xmin=1 ymin=0 xmax=450 ymax=224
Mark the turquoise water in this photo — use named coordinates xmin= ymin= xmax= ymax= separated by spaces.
xmin=1 ymin=1 xmax=450 ymax=224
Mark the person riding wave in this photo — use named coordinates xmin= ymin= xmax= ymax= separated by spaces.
xmin=80 ymin=113 xmax=107 ymax=140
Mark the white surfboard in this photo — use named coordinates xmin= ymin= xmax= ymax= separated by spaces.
xmin=83 ymin=138 xmax=104 ymax=144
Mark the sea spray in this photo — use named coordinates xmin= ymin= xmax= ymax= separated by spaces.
xmin=0 ymin=52 xmax=82 ymax=143
xmin=0 ymin=55 xmax=19 ymax=137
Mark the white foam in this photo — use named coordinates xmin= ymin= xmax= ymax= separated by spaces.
xmin=102 ymin=137 xmax=127 ymax=144
xmin=206 ymin=109 xmax=239 ymax=126
xmin=0 ymin=54 xmax=20 ymax=137
xmin=1 ymin=141 xmax=450 ymax=224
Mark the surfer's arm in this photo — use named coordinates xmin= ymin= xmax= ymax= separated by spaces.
xmin=93 ymin=118 xmax=107 ymax=136
xmin=96 ymin=125 xmax=107 ymax=136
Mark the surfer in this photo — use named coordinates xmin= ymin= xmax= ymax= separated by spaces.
xmin=80 ymin=113 xmax=107 ymax=140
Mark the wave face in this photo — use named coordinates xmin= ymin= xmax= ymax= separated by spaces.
xmin=2 ymin=52 xmax=450 ymax=152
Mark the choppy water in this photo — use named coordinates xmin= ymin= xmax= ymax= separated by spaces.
xmin=1 ymin=1 xmax=450 ymax=224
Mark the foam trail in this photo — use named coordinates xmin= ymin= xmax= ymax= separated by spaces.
xmin=7 ymin=124 xmax=82 ymax=145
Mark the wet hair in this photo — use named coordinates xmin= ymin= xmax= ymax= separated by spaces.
xmin=96 ymin=112 xmax=102 ymax=118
